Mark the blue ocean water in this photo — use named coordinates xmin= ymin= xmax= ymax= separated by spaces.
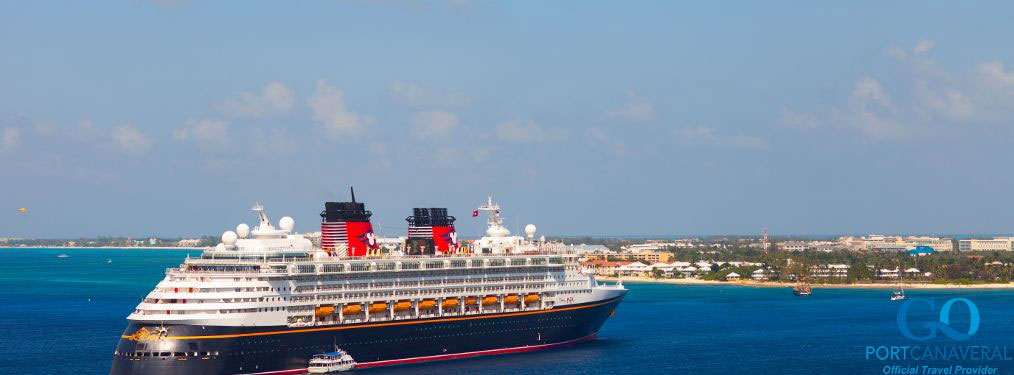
xmin=1 ymin=248 xmax=1012 ymax=374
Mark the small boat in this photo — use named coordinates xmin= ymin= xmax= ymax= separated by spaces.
xmin=107 ymin=259 xmax=113 ymax=264
xmin=307 ymin=348 xmax=356 ymax=373
xmin=57 ymin=254 xmax=70 ymax=258
xmin=792 ymin=284 xmax=812 ymax=296
xmin=890 ymin=288 xmax=906 ymax=301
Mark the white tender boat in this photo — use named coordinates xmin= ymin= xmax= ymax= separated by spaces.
xmin=308 ymin=348 xmax=356 ymax=373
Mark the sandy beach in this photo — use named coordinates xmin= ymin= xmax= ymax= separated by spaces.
xmin=597 ymin=276 xmax=1014 ymax=290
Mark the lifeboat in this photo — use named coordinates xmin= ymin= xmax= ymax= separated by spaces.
xmin=464 ymin=297 xmax=478 ymax=305
xmin=442 ymin=298 xmax=459 ymax=309
xmin=314 ymin=306 xmax=336 ymax=318
xmin=393 ymin=301 xmax=412 ymax=312
xmin=524 ymin=293 xmax=540 ymax=304
xmin=481 ymin=296 xmax=498 ymax=306
xmin=504 ymin=294 xmax=520 ymax=304
xmin=368 ymin=303 xmax=388 ymax=313
xmin=341 ymin=304 xmax=363 ymax=315
xmin=418 ymin=299 xmax=437 ymax=310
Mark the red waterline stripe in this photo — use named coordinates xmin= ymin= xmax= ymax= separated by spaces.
xmin=237 ymin=368 xmax=307 ymax=375
xmin=355 ymin=333 xmax=597 ymax=368
xmin=236 ymin=334 xmax=597 ymax=375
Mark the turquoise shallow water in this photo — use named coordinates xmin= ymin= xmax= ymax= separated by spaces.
xmin=1 ymin=248 xmax=1012 ymax=374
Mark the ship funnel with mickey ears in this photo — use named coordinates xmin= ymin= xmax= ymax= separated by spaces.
xmin=320 ymin=187 xmax=379 ymax=256
xmin=405 ymin=208 xmax=458 ymax=255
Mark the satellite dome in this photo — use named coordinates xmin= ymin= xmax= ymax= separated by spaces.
xmin=279 ymin=216 xmax=294 ymax=232
xmin=222 ymin=230 xmax=238 ymax=246
xmin=525 ymin=224 xmax=537 ymax=238
xmin=236 ymin=223 xmax=250 ymax=238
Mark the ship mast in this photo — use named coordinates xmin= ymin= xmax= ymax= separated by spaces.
xmin=477 ymin=195 xmax=509 ymax=237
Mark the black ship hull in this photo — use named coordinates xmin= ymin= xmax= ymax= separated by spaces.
xmin=110 ymin=296 xmax=622 ymax=375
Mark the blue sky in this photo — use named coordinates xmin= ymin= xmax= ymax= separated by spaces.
xmin=3 ymin=1 xmax=1014 ymax=238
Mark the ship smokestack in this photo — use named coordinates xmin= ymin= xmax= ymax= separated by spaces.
xmin=320 ymin=192 xmax=378 ymax=256
xmin=406 ymin=208 xmax=457 ymax=255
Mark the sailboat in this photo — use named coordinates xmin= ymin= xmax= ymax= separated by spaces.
xmin=891 ymin=269 xmax=906 ymax=301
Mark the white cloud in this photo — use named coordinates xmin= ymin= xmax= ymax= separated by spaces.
xmin=916 ymin=83 xmax=973 ymax=122
xmin=220 ymin=82 xmax=296 ymax=118
xmin=913 ymin=39 xmax=935 ymax=55
xmin=976 ymin=61 xmax=1014 ymax=87
xmin=308 ymin=80 xmax=374 ymax=139
xmin=777 ymin=108 xmax=818 ymax=130
xmin=674 ymin=126 xmax=769 ymax=151
xmin=851 ymin=77 xmax=892 ymax=109
xmin=2 ymin=127 xmax=21 ymax=152
xmin=410 ymin=111 xmax=458 ymax=139
xmin=388 ymin=81 xmax=470 ymax=108
xmin=495 ymin=118 xmax=567 ymax=143
xmin=173 ymin=118 xmax=230 ymax=148
xmin=110 ymin=125 xmax=152 ymax=153
xmin=608 ymin=91 xmax=655 ymax=122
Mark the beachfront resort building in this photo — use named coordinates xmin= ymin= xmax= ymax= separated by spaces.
xmin=810 ymin=264 xmax=850 ymax=279
xmin=958 ymin=238 xmax=1014 ymax=252
xmin=751 ymin=268 xmax=771 ymax=280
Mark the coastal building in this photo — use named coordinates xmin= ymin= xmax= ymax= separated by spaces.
xmin=566 ymin=244 xmax=611 ymax=254
xmin=878 ymin=268 xmax=900 ymax=279
xmin=779 ymin=241 xmax=808 ymax=252
xmin=751 ymin=268 xmax=770 ymax=280
xmin=810 ymin=264 xmax=849 ymax=279
xmin=905 ymin=236 xmax=954 ymax=252
xmin=618 ymin=262 xmax=652 ymax=277
xmin=176 ymin=239 xmax=202 ymax=247
xmin=724 ymin=272 xmax=741 ymax=281
xmin=622 ymin=251 xmax=674 ymax=263
xmin=579 ymin=260 xmax=629 ymax=276
xmin=958 ymin=238 xmax=1014 ymax=252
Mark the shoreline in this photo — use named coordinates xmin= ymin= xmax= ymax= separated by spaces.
xmin=0 ymin=246 xmax=203 ymax=251
xmin=597 ymin=276 xmax=1014 ymax=290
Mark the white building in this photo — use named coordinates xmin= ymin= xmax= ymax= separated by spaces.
xmin=811 ymin=264 xmax=850 ymax=278
xmin=779 ymin=241 xmax=808 ymax=252
xmin=958 ymin=238 xmax=1014 ymax=252
xmin=905 ymin=236 xmax=954 ymax=252
xmin=618 ymin=262 xmax=652 ymax=277
xmin=751 ymin=268 xmax=770 ymax=281
xmin=176 ymin=239 xmax=202 ymax=247
xmin=878 ymin=268 xmax=900 ymax=279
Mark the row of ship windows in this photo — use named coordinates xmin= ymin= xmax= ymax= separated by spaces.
xmin=166 ymin=270 xmax=563 ymax=287
xmin=294 ymin=276 xmax=554 ymax=293
xmin=288 ymin=267 xmax=566 ymax=281
xmin=292 ymin=285 xmax=549 ymax=302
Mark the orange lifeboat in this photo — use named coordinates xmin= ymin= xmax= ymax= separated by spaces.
xmin=525 ymin=293 xmax=540 ymax=304
xmin=481 ymin=296 xmax=498 ymax=306
xmin=368 ymin=303 xmax=388 ymax=313
xmin=314 ymin=306 xmax=335 ymax=318
xmin=341 ymin=304 xmax=363 ymax=315
xmin=504 ymin=294 xmax=520 ymax=304
xmin=418 ymin=299 xmax=437 ymax=310
xmin=442 ymin=298 xmax=459 ymax=309
xmin=393 ymin=301 xmax=412 ymax=312
xmin=464 ymin=297 xmax=478 ymax=305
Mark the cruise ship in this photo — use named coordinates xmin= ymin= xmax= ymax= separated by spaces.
xmin=109 ymin=194 xmax=627 ymax=374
